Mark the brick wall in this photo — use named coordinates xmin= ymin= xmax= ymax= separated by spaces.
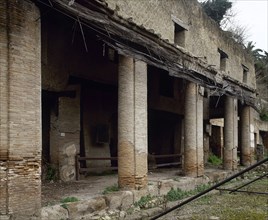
xmin=0 ymin=0 xmax=41 ymax=218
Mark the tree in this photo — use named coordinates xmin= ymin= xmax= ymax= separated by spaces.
xmin=201 ymin=0 xmax=232 ymax=25
xmin=246 ymin=42 xmax=268 ymax=102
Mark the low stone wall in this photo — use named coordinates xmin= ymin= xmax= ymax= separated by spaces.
xmin=41 ymin=170 xmax=232 ymax=220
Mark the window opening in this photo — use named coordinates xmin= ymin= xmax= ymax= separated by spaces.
xmin=218 ymin=48 xmax=228 ymax=71
xmin=159 ymin=71 xmax=174 ymax=97
xmin=242 ymin=64 xmax=249 ymax=84
xmin=172 ymin=16 xmax=188 ymax=48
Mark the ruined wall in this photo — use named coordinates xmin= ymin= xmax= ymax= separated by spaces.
xmin=0 ymin=0 xmax=41 ymax=218
xmin=105 ymin=0 xmax=255 ymax=89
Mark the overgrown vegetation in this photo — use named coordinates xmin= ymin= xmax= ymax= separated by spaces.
xmin=102 ymin=184 xmax=119 ymax=194
xmin=208 ymin=154 xmax=222 ymax=166
xmin=135 ymin=184 xmax=211 ymax=209
xmin=201 ymin=0 xmax=232 ymax=25
xmin=60 ymin=197 xmax=79 ymax=203
xmin=134 ymin=194 xmax=165 ymax=209
xmin=45 ymin=165 xmax=57 ymax=181
xmin=134 ymin=194 xmax=154 ymax=209
xmin=260 ymin=108 xmax=268 ymax=121
xmin=60 ymin=197 xmax=79 ymax=210
xmin=166 ymin=184 xmax=210 ymax=202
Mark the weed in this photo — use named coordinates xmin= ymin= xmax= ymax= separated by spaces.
xmin=102 ymin=184 xmax=119 ymax=194
xmin=194 ymin=184 xmax=210 ymax=193
xmin=166 ymin=188 xmax=189 ymax=201
xmin=60 ymin=197 xmax=78 ymax=211
xmin=260 ymin=108 xmax=268 ymax=121
xmin=208 ymin=154 xmax=222 ymax=165
xmin=166 ymin=184 xmax=210 ymax=202
xmin=60 ymin=197 xmax=79 ymax=203
xmin=134 ymin=194 xmax=153 ymax=209
xmin=46 ymin=165 xmax=57 ymax=181
xmin=61 ymin=203 xmax=67 ymax=210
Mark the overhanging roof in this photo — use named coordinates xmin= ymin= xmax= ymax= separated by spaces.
xmin=36 ymin=0 xmax=258 ymax=109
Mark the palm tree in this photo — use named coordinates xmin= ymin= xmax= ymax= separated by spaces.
xmin=245 ymin=42 xmax=268 ymax=102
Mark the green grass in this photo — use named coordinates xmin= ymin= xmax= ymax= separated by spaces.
xmin=166 ymin=188 xmax=189 ymax=201
xmin=134 ymin=194 xmax=154 ymax=208
xmin=102 ymin=184 xmax=119 ymax=194
xmin=208 ymin=154 xmax=222 ymax=165
xmin=60 ymin=197 xmax=79 ymax=210
xmin=46 ymin=165 xmax=57 ymax=181
xmin=166 ymin=184 xmax=210 ymax=202
xmin=60 ymin=196 xmax=79 ymax=203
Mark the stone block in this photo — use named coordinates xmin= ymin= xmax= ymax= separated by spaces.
xmin=67 ymin=197 xmax=107 ymax=219
xmin=41 ymin=205 xmax=68 ymax=220
xmin=121 ymin=191 xmax=134 ymax=210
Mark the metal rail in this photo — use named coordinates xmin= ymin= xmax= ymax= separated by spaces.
xmin=150 ymin=157 xmax=268 ymax=220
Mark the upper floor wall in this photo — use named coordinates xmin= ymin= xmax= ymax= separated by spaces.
xmin=105 ymin=0 xmax=255 ymax=89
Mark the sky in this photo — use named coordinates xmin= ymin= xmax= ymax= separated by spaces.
xmin=231 ymin=0 xmax=268 ymax=52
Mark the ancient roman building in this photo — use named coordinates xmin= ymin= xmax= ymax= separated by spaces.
xmin=1 ymin=0 xmax=264 ymax=218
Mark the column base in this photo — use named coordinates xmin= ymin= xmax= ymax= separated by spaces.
xmin=118 ymin=175 xmax=147 ymax=190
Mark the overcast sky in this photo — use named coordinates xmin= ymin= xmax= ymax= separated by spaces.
xmin=231 ymin=0 xmax=268 ymax=51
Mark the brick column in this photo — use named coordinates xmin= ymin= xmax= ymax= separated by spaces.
xmin=184 ymin=82 xmax=204 ymax=177
xmin=0 ymin=1 xmax=41 ymax=218
xmin=224 ymin=96 xmax=238 ymax=170
xmin=241 ymin=105 xmax=254 ymax=166
xmin=118 ymin=55 xmax=148 ymax=189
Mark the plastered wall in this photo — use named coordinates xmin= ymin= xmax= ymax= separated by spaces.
xmin=105 ymin=0 xmax=255 ymax=88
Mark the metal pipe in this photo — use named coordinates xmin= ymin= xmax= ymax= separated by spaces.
xmin=150 ymin=157 xmax=268 ymax=220
xmin=216 ymin=188 xmax=268 ymax=195
xmin=228 ymin=173 xmax=268 ymax=193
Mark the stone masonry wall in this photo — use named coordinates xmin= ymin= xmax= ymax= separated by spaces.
xmin=50 ymin=86 xmax=80 ymax=181
xmin=0 ymin=0 xmax=41 ymax=218
xmin=105 ymin=0 xmax=255 ymax=89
